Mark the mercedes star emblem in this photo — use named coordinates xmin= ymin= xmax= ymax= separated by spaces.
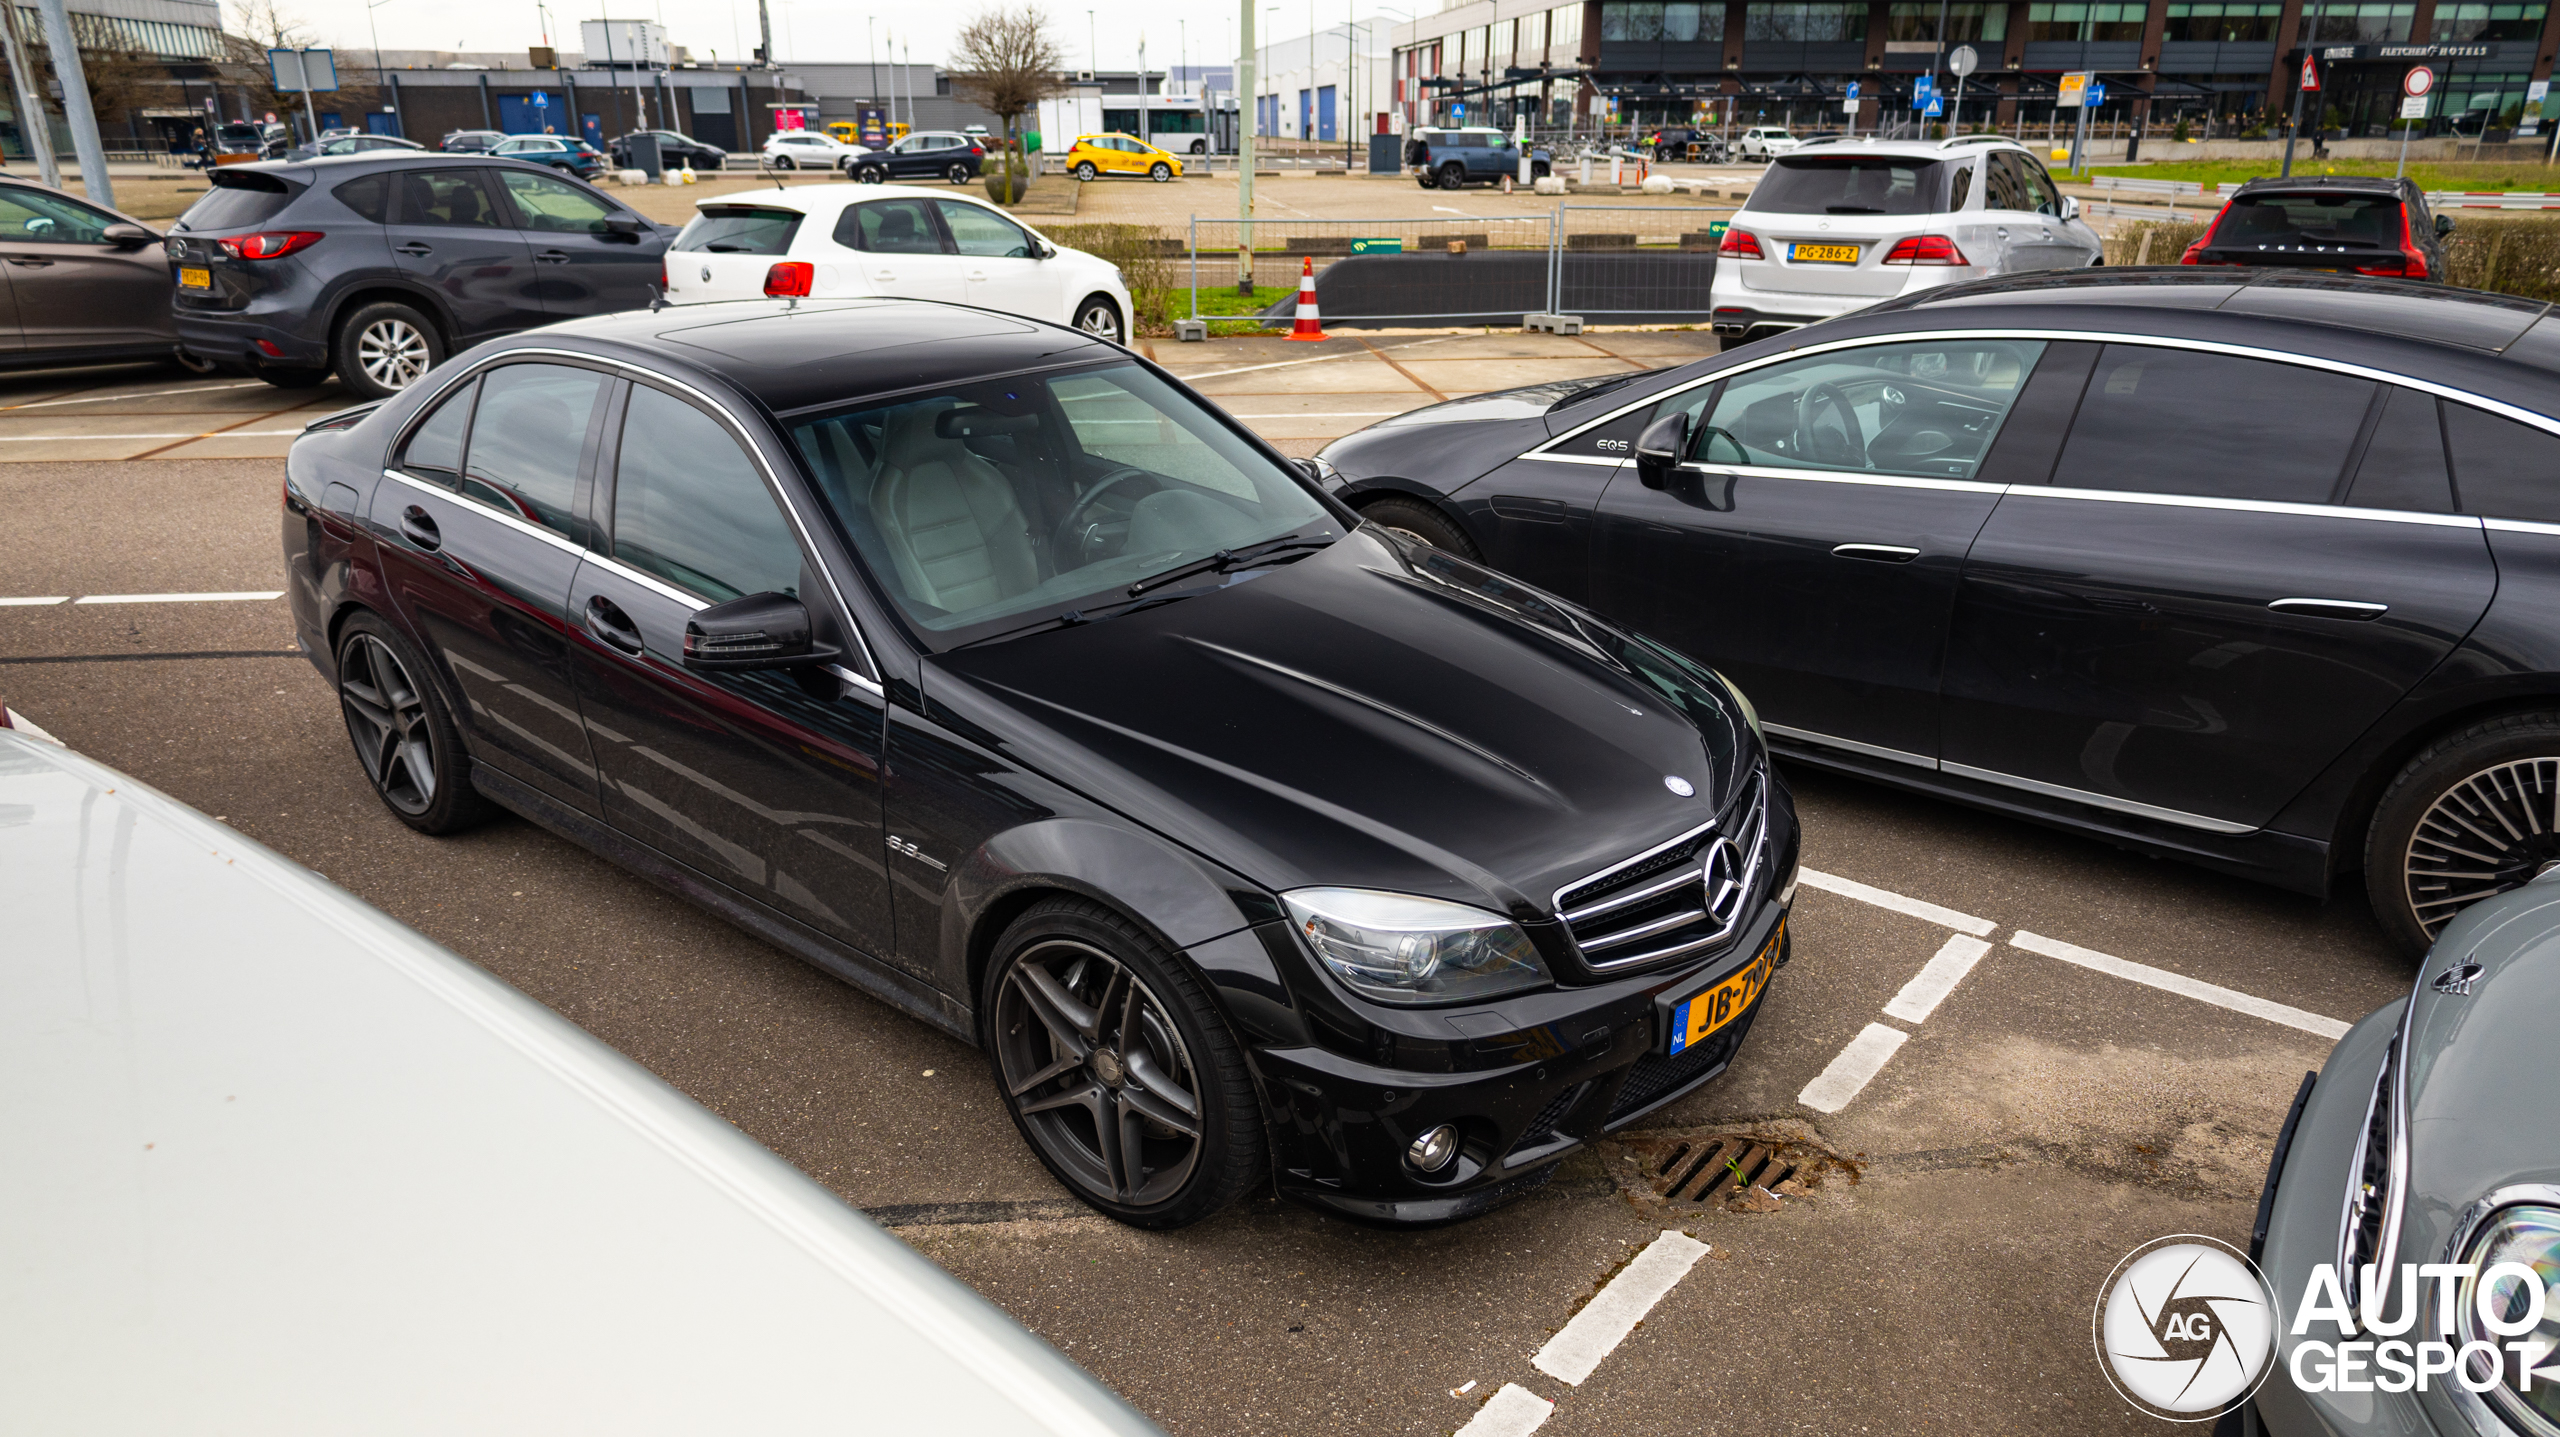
xmin=1701 ymin=837 xmax=1746 ymax=926
xmin=1664 ymin=775 xmax=1695 ymax=797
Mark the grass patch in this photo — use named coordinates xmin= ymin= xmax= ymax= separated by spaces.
xmin=2090 ymin=158 xmax=2560 ymax=192
xmin=1177 ymin=284 xmax=1296 ymax=335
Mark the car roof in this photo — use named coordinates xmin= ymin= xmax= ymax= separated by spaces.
xmin=1771 ymin=135 xmax=2024 ymax=160
xmin=529 ymin=297 xmax=1122 ymax=417
xmin=2230 ymin=173 xmax=2412 ymax=196
xmin=1849 ymin=266 xmax=2560 ymax=401
xmin=0 ymin=732 xmax=1163 ymax=1436
xmin=690 ymin=181 xmax=994 ymax=216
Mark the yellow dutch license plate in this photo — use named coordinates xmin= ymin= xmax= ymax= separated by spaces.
xmin=1669 ymin=920 xmax=1781 ymax=1055
xmin=177 ymin=266 xmax=212 ymax=290
xmin=1790 ymin=243 xmax=1860 ymax=264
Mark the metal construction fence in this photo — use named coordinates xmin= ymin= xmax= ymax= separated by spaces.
xmin=1184 ymin=205 xmax=1729 ymax=329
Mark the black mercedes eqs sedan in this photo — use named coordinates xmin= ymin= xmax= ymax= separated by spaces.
xmin=278 ymin=297 xmax=1801 ymax=1228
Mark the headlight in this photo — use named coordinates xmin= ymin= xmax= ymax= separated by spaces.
xmin=1281 ymin=888 xmax=1549 ymax=1005
xmin=2458 ymin=1202 xmax=2560 ymax=1427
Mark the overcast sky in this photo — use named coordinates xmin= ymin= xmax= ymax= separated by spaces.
xmin=319 ymin=0 xmax=1329 ymax=77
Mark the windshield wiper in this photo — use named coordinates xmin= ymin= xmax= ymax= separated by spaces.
xmin=1125 ymin=534 xmax=1335 ymax=596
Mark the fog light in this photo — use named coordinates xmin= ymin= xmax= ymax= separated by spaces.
xmin=1408 ymin=1124 xmax=1458 ymax=1173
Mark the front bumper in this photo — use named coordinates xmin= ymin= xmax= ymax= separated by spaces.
xmin=1254 ymin=890 xmax=1793 ymax=1225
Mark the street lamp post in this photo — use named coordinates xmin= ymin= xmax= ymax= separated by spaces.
xmin=1238 ymin=0 xmax=1257 ymax=294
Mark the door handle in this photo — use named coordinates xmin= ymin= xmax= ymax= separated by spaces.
xmin=394 ymin=242 xmax=432 ymax=257
xmin=398 ymin=504 xmax=442 ymax=551
xmin=965 ymin=268 xmax=987 ymax=281
xmin=7 ymin=256 xmax=51 ymax=267
xmin=535 ymin=249 xmax=571 ymax=264
xmin=1831 ymin=543 xmax=1919 ymax=563
xmin=585 ymin=595 xmax=645 ymax=655
xmin=2268 ymin=597 xmax=2389 ymax=621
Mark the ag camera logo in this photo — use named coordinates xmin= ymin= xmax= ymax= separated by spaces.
xmin=2094 ymin=1235 xmax=2277 ymax=1420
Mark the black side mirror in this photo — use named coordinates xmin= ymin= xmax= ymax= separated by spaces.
xmin=1634 ymin=412 xmax=1689 ymax=490
xmin=682 ymin=591 xmax=840 ymax=670
xmin=602 ymin=213 xmax=644 ymax=241
xmin=2435 ymin=213 xmax=2456 ymax=237
xmin=100 ymin=222 xmax=156 ymax=247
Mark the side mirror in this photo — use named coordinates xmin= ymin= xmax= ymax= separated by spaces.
xmin=2058 ymin=195 xmax=2081 ymax=222
xmin=2436 ymin=213 xmax=2456 ymax=237
xmin=100 ymin=222 xmax=156 ymax=247
xmin=1634 ymin=412 xmax=1689 ymax=490
xmin=602 ymin=213 xmax=644 ymax=241
xmin=681 ymin=591 xmax=840 ymax=670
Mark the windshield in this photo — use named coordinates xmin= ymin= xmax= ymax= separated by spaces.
xmin=789 ymin=362 xmax=1338 ymax=649
xmin=1753 ymin=155 xmax=1951 ymax=215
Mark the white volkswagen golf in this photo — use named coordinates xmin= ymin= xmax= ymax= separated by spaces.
xmin=662 ymin=183 xmax=1137 ymax=342
xmin=1709 ymin=136 xmax=2101 ymax=345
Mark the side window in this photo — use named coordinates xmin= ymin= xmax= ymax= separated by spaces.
xmin=2446 ymin=401 xmax=2560 ymax=523
xmin=333 ymin=175 xmax=388 ymax=222
xmin=0 ymin=190 xmax=112 ymax=243
xmin=398 ymin=169 xmax=504 ymax=228
xmin=935 ymin=200 xmax=1031 ymax=258
xmin=494 ymin=169 xmax=615 ymax=233
xmin=2017 ymin=158 xmax=2063 ymax=216
xmin=459 ymin=363 xmax=606 ymax=536
xmin=835 ymin=199 xmax=943 ymax=254
xmin=1984 ymin=153 xmax=2028 ymax=212
xmin=1947 ymin=159 xmax=1974 ymax=212
xmin=1696 ymin=339 xmax=2046 ymax=479
xmin=399 ymin=377 xmax=477 ymax=485
xmin=1546 ymin=403 xmax=1656 ymax=461
xmin=612 ymin=385 xmax=804 ymax=602
xmin=2344 ymin=387 xmax=2452 ymax=513
xmin=2055 ymin=346 xmax=2374 ymax=504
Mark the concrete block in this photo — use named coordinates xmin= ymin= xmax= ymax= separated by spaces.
xmin=1641 ymin=174 xmax=1676 ymax=194
xmin=1532 ymin=174 xmax=1567 ymax=195
xmin=1174 ymin=318 xmax=1209 ymax=341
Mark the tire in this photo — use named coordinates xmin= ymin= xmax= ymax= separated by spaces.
xmin=1416 ymin=171 xmax=1438 ymax=190
xmin=946 ymin=162 xmax=971 ymax=184
xmin=252 ymin=364 xmax=329 ymax=389
xmin=774 ymin=154 xmax=796 ymax=171
xmin=2365 ymin=712 xmax=2560 ymax=956
xmin=982 ymin=897 xmax=1265 ymax=1229
xmin=331 ymin=300 xmax=443 ymax=401
xmin=1149 ymin=162 xmax=1172 ymax=182
xmin=334 ymin=611 xmax=493 ymax=835
xmin=855 ymin=164 xmax=885 ymax=184
xmin=1074 ymin=160 xmax=1099 ymax=181
xmin=1190 ymin=139 xmax=1208 ymax=154
xmin=1072 ymin=294 xmax=1123 ymax=343
xmin=1439 ymin=162 xmax=1467 ymax=190
xmin=1360 ymin=497 xmax=1480 ymax=558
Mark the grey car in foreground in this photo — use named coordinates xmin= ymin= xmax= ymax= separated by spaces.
xmin=0 ymin=727 xmax=1161 ymax=1435
xmin=2253 ymin=872 xmax=2560 ymax=1435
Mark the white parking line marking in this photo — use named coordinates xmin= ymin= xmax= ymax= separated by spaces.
xmin=1531 ymin=1229 xmax=1711 ymax=1385
xmin=2009 ymin=931 xmax=2352 ymax=1040
xmin=1174 ymin=334 xmax=1459 ymax=381
xmin=71 ymin=591 xmax=285 ymax=605
xmin=1797 ymin=868 xmax=1997 ymax=936
xmin=1882 ymin=933 xmax=1994 ymax=1025
xmin=1 ymin=380 xmax=265 ymax=410
xmin=1224 ymin=410 xmax=1410 ymax=418
xmin=1798 ymin=1022 xmax=1912 ymax=1113
xmin=1454 ymin=1383 xmax=1554 ymax=1437
xmin=0 ymin=596 xmax=68 ymax=605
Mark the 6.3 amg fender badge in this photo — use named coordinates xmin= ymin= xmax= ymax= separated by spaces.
xmin=886 ymin=834 xmax=946 ymax=871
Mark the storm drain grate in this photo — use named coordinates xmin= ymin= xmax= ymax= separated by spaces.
xmin=1602 ymin=1127 xmax=1851 ymax=1213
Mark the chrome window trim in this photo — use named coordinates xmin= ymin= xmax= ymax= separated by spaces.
xmin=1518 ymin=451 xmax=1624 ymax=468
xmin=380 ymin=343 xmax=881 ymax=684
xmin=2487 ymin=517 xmax=2560 ymax=537
xmin=2440 ymin=1182 xmax=2560 ymax=1437
xmin=1531 ymin=323 xmax=2560 ymax=462
xmin=1940 ymin=759 xmax=2259 ymax=835
xmin=1681 ymin=462 xmax=2008 ymax=497
xmin=2020 ymin=484 xmax=2484 ymax=529
xmin=580 ymin=547 xmax=718 ymax=613
xmin=382 ymin=469 xmax=586 ymax=560
xmin=1767 ymin=722 xmax=1936 ymax=771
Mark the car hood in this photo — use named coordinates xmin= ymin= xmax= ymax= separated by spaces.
xmin=2397 ymin=877 xmax=2560 ymax=1291
xmin=921 ymin=530 xmax=1753 ymax=922
xmin=1315 ymin=370 xmax=1675 ymax=487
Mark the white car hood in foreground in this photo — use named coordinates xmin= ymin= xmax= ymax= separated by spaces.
xmin=0 ymin=732 xmax=1160 ymax=1436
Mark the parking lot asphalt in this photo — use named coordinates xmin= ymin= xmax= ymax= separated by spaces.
xmin=0 ymin=347 xmax=2417 ymax=1434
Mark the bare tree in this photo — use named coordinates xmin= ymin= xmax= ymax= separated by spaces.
xmin=948 ymin=5 xmax=1065 ymax=201
xmin=205 ymin=0 xmax=377 ymax=129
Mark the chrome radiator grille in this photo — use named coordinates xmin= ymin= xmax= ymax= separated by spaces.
xmin=1554 ymin=770 xmax=1767 ymax=972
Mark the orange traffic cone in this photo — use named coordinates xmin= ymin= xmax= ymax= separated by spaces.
xmin=1286 ymin=255 xmax=1328 ymax=342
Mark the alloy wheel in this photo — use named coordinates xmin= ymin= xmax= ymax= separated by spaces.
xmin=2403 ymin=757 xmax=2560 ymax=938
xmin=993 ymin=939 xmax=1204 ymax=1209
xmin=1076 ymin=303 xmax=1121 ymax=342
xmin=339 ymin=632 xmax=437 ymax=815
xmin=356 ymin=317 xmax=431 ymax=391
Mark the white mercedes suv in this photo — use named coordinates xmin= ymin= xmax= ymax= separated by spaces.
xmin=1710 ymin=136 xmax=2101 ymax=345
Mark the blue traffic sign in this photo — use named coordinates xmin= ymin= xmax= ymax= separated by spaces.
xmin=1913 ymin=73 xmax=1935 ymax=108
xmin=2088 ymin=80 xmax=2106 ymax=104
xmin=1924 ymin=96 xmax=1944 ymax=116
xmin=1846 ymin=81 xmax=1861 ymax=100
xmin=532 ymin=90 xmax=549 ymax=108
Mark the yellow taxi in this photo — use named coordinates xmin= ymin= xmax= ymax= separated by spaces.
xmin=1064 ymin=133 xmax=1184 ymax=182
xmin=825 ymin=120 xmax=909 ymax=146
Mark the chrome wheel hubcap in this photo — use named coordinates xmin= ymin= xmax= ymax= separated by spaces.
xmin=1078 ymin=306 xmax=1120 ymax=340
xmin=995 ymin=939 xmax=1203 ymax=1208
xmin=339 ymin=633 xmax=437 ymax=814
xmin=2405 ymin=757 xmax=2560 ymax=938
xmin=357 ymin=319 xmax=430 ymax=390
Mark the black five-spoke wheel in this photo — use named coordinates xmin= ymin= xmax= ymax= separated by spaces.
xmin=334 ymin=613 xmax=491 ymax=835
xmin=986 ymin=899 xmax=1261 ymax=1227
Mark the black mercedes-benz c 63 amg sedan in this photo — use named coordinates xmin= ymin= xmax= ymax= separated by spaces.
xmin=279 ymin=298 xmax=1800 ymax=1228
xmin=1310 ymin=269 xmax=2560 ymax=959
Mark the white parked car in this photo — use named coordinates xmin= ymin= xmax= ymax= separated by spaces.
xmin=0 ymin=725 xmax=1164 ymax=1436
xmin=664 ymin=183 xmax=1138 ymax=342
xmin=1732 ymin=126 xmax=1803 ymax=161
xmin=1709 ymin=135 xmax=2102 ymax=345
xmin=763 ymin=128 xmax=856 ymax=169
